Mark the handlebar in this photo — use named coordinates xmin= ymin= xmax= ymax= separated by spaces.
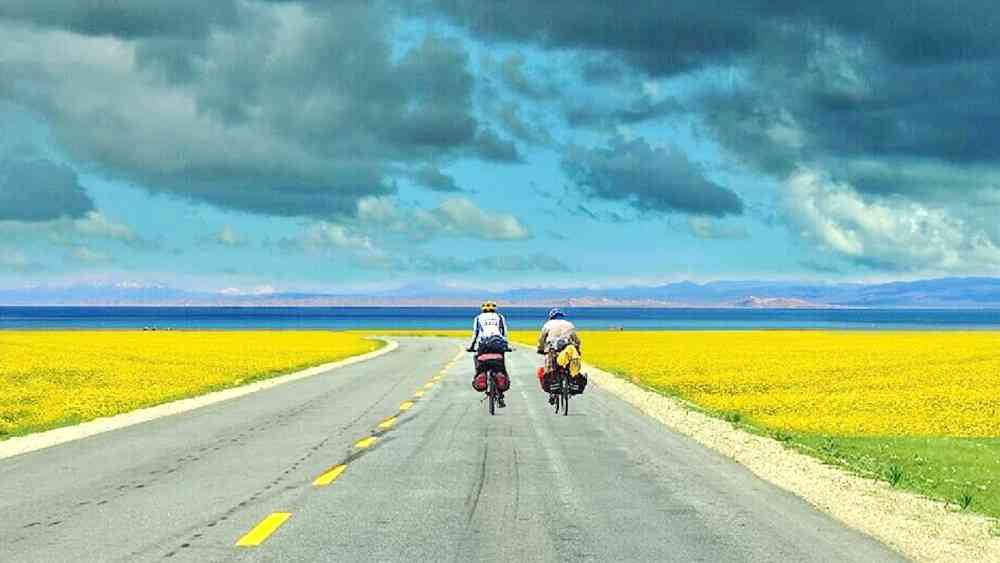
xmin=467 ymin=346 xmax=515 ymax=353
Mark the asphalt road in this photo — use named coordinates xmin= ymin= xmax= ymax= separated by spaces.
xmin=0 ymin=337 xmax=905 ymax=562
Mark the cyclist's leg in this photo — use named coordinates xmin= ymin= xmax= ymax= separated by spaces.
xmin=544 ymin=352 xmax=557 ymax=404
xmin=496 ymin=357 xmax=507 ymax=407
xmin=472 ymin=347 xmax=481 ymax=381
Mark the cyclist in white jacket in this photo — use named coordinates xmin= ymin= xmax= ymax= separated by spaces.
xmin=467 ymin=300 xmax=510 ymax=406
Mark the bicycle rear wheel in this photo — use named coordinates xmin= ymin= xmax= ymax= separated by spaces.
xmin=561 ymin=376 xmax=570 ymax=416
xmin=552 ymin=372 xmax=561 ymax=414
xmin=488 ymin=372 xmax=496 ymax=416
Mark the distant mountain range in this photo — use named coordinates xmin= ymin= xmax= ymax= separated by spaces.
xmin=1 ymin=277 xmax=999 ymax=308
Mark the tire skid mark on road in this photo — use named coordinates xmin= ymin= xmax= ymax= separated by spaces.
xmin=465 ymin=425 xmax=490 ymax=524
xmin=13 ymin=392 xmax=342 ymax=541
xmin=512 ymin=445 xmax=522 ymax=523
xmin=304 ymin=365 xmax=445 ymax=490
xmin=515 ymin=359 xmax=592 ymax=552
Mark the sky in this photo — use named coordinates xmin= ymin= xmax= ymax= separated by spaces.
xmin=1 ymin=1 xmax=999 ymax=293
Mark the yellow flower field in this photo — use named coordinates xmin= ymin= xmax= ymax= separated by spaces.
xmin=0 ymin=331 xmax=381 ymax=439
xmin=513 ymin=330 xmax=1000 ymax=437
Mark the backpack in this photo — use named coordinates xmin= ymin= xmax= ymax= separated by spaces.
xmin=479 ymin=334 xmax=507 ymax=353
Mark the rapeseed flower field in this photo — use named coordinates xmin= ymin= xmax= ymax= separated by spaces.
xmin=511 ymin=330 xmax=1000 ymax=437
xmin=0 ymin=331 xmax=380 ymax=439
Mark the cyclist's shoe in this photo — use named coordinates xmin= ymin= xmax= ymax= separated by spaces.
xmin=497 ymin=394 xmax=506 ymax=408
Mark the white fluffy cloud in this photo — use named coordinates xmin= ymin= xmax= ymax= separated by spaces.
xmin=687 ymin=217 xmax=748 ymax=240
xmin=67 ymin=246 xmax=110 ymax=263
xmin=784 ymin=169 xmax=1000 ymax=272
xmin=0 ymin=211 xmax=138 ymax=246
xmin=281 ymin=196 xmax=540 ymax=272
xmin=208 ymin=225 xmax=247 ymax=248
xmin=299 ymin=223 xmax=377 ymax=253
xmin=218 ymin=285 xmax=277 ymax=296
xmin=71 ymin=212 xmax=137 ymax=242
xmin=358 ymin=196 xmax=530 ymax=241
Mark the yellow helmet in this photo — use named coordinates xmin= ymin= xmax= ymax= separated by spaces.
xmin=481 ymin=300 xmax=497 ymax=313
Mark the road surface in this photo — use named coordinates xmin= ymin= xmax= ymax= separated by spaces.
xmin=0 ymin=338 xmax=904 ymax=562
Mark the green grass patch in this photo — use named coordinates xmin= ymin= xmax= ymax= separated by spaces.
xmin=790 ymin=434 xmax=1000 ymax=517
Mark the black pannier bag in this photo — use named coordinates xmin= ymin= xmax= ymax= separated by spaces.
xmin=543 ymin=372 xmax=559 ymax=393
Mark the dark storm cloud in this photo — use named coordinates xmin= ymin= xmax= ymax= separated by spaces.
xmin=0 ymin=3 xmax=501 ymax=219
xmin=563 ymin=137 xmax=744 ymax=217
xmin=414 ymin=165 xmax=461 ymax=192
xmin=426 ymin=0 xmax=1000 ymax=203
xmin=0 ymin=158 xmax=94 ymax=221
xmin=472 ymin=128 xmax=521 ymax=163
xmin=495 ymin=103 xmax=554 ymax=147
xmin=424 ymin=1 xmax=1000 ymax=74
xmin=494 ymin=52 xmax=560 ymax=100
xmin=699 ymin=34 xmax=1000 ymax=201
xmin=420 ymin=0 xmax=761 ymax=77
xmin=0 ymin=0 xmax=239 ymax=38
xmin=564 ymin=96 xmax=683 ymax=130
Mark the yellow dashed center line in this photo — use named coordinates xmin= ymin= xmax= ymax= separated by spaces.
xmin=354 ymin=436 xmax=377 ymax=449
xmin=235 ymin=512 xmax=292 ymax=547
xmin=236 ymin=357 xmax=474 ymax=551
xmin=312 ymin=464 xmax=347 ymax=487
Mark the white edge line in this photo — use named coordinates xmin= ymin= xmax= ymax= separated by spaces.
xmin=0 ymin=337 xmax=400 ymax=460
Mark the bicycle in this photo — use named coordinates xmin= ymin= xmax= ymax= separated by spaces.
xmin=469 ymin=348 xmax=509 ymax=416
xmin=539 ymin=348 xmax=572 ymax=416
xmin=550 ymin=365 xmax=571 ymax=416
xmin=485 ymin=366 xmax=500 ymax=415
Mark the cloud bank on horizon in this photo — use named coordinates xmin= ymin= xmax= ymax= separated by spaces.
xmin=1 ymin=0 xmax=998 ymax=291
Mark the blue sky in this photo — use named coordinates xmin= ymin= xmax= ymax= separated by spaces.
xmin=2 ymin=1 xmax=999 ymax=293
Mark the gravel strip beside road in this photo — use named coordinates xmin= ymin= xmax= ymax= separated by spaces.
xmin=585 ymin=362 xmax=1000 ymax=563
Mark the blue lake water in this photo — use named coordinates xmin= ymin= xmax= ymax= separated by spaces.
xmin=2 ymin=306 xmax=1000 ymax=330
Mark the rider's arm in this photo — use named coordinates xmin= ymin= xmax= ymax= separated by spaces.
xmin=468 ymin=316 xmax=481 ymax=350
xmin=499 ymin=314 xmax=513 ymax=351
xmin=536 ymin=327 xmax=547 ymax=354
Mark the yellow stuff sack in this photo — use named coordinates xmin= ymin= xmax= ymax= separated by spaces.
xmin=556 ymin=345 xmax=582 ymax=377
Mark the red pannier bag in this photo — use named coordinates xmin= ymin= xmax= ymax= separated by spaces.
xmin=472 ymin=373 xmax=487 ymax=392
xmin=495 ymin=372 xmax=510 ymax=392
